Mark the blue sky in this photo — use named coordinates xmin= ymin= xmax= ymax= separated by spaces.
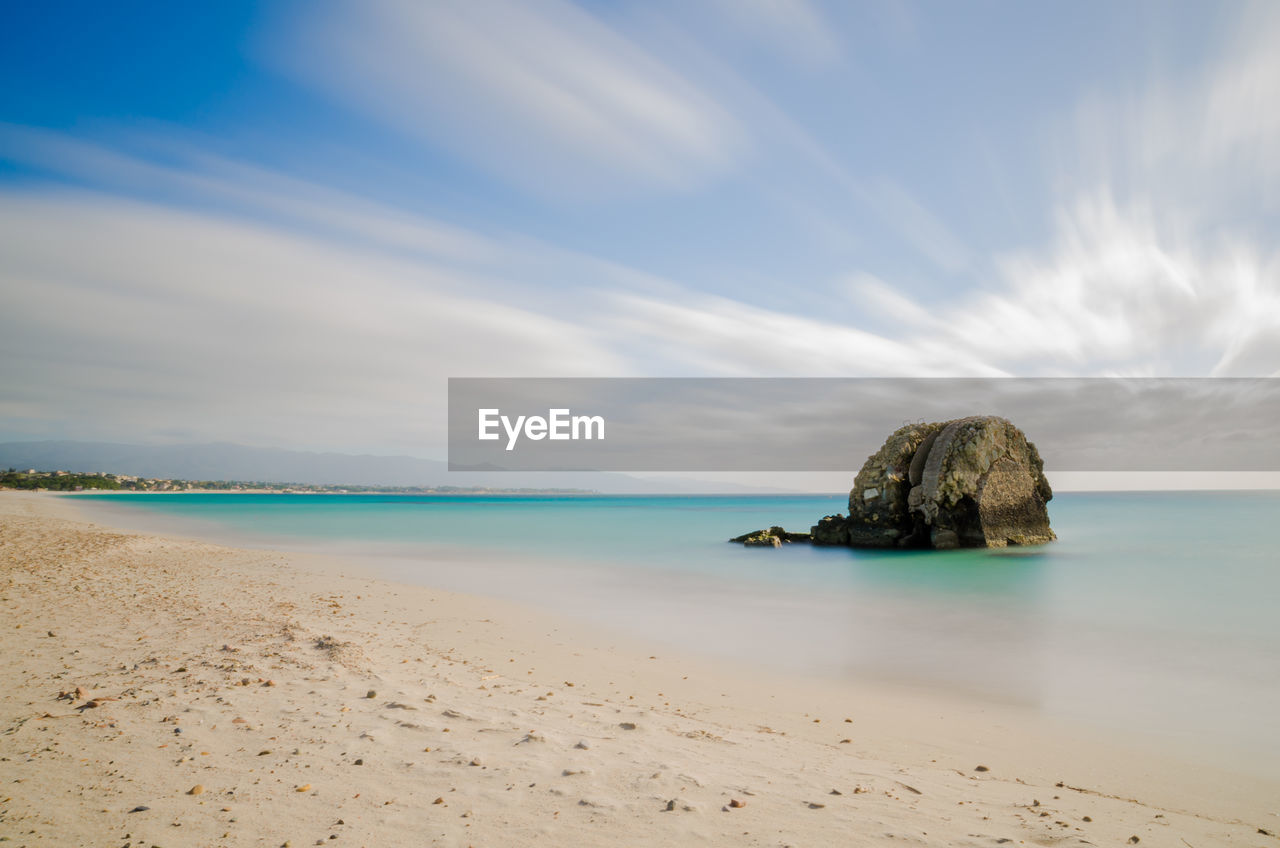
xmin=1 ymin=0 xmax=1278 ymax=457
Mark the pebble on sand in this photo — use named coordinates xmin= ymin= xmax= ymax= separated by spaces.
xmin=365 ymin=690 xmax=377 ymax=699
xmin=728 ymin=798 xmax=746 ymax=808
xmin=296 ymin=784 xmax=312 ymax=793
xmin=187 ymin=785 xmax=204 ymax=796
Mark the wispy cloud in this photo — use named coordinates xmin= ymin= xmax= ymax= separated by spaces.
xmin=696 ymin=0 xmax=842 ymax=67
xmin=5 ymin=2 xmax=1280 ymax=457
xmin=868 ymin=179 xmax=973 ymax=275
xmin=945 ymin=3 xmax=1280 ymax=378
xmin=0 ymin=189 xmax=629 ymax=452
xmin=1051 ymin=2 xmax=1280 ymax=213
xmin=907 ymin=192 xmax=1280 ymax=376
xmin=274 ymin=0 xmax=749 ymax=198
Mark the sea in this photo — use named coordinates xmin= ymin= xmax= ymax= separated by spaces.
xmin=73 ymin=490 xmax=1280 ymax=777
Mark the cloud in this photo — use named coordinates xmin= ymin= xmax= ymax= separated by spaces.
xmin=9 ymin=1 xmax=1280 ymax=466
xmin=0 ymin=128 xmax=1012 ymax=460
xmin=697 ymin=0 xmax=842 ymax=67
xmin=0 ymin=124 xmax=508 ymax=267
xmin=601 ymin=290 xmax=1005 ymax=377
xmin=0 ymin=189 xmax=630 ymax=452
xmin=855 ymin=191 xmax=1280 ymax=377
xmin=938 ymin=4 xmax=1280 ymax=378
xmin=868 ymin=179 xmax=973 ymax=275
xmin=274 ymin=0 xmax=748 ymax=198
xmin=1052 ymin=2 xmax=1280 ymax=216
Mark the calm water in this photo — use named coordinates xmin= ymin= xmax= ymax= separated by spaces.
xmin=75 ymin=491 xmax=1280 ymax=775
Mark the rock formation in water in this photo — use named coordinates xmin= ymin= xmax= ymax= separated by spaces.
xmin=730 ymin=416 xmax=1054 ymax=550
xmin=729 ymin=526 xmax=810 ymax=547
xmin=818 ymin=416 xmax=1054 ymax=549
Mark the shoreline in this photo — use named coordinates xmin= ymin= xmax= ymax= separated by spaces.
xmin=2 ymin=489 xmax=1276 ymax=845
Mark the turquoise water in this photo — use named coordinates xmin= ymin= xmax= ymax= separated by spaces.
xmin=75 ymin=491 xmax=1280 ymax=775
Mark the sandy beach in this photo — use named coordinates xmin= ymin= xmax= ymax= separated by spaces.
xmin=2 ymin=490 xmax=1276 ymax=847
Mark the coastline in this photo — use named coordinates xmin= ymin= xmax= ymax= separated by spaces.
xmin=2 ymin=490 xmax=1276 ymax=846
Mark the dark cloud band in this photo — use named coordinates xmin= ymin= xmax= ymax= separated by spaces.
xmin=449 ymin=378 xmax=1280 ymax=472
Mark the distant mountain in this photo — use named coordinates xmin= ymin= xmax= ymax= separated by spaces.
xmin=0 ymin=440 xmax=783 ymax=493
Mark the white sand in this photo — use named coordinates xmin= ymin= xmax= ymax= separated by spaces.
xmin=1 ymin=490 xmax=1276 ymax=846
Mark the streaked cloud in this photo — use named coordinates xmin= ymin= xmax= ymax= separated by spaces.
xmin=868 ymin=179 xmax=973 ymax=275
xmin=0 ymin=189 xmax=628 ymax=452
xmin=697 ymin=0 xmax=842 ymax=67
xmin=3 ymin=1 xmax=1279 ymax=465
xmin=275 ymin=0 xmax=749 ymax=198
xmin=840 ymin=192 xmax=1280 ymax=377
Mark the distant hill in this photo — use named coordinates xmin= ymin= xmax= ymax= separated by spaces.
xmin=0 ymin=440 xmax=780 ymax=493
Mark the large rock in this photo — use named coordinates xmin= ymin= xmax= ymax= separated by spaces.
xmin=841 ymin=416 xmax=1054 ymax=549
xmin=842 ymin=421 xmax=943 ymax=547
xmin=810 ymin=514 xmax=850 ymax=546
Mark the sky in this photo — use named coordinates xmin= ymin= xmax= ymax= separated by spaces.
xmin=2 ymin=0 xmax=1279 ymax=468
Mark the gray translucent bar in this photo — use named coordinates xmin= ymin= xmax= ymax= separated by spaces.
xmin=447 ymin=378 xmax=1280 ymax=472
